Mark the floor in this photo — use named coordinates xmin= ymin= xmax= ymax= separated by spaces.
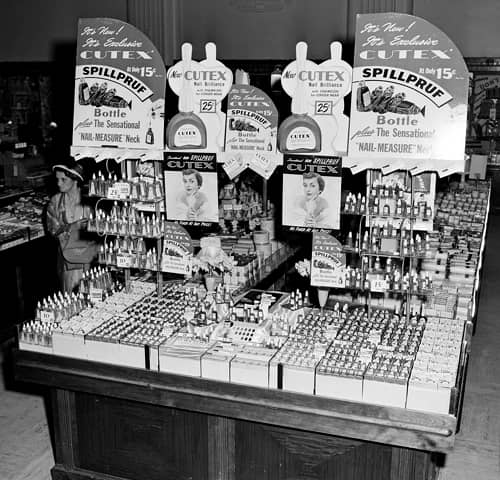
xmin=1 ymin=219 xmax=499 ymax=480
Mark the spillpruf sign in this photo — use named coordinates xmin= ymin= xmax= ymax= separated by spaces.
xmin=348 ymin=13 xmax=469 ymax=167
xmin=72 ymin=18 xmax=166 ymax=150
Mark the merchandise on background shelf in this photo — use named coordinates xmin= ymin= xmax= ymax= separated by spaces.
xmin=0 ymin=190 xmax=49 ymax=250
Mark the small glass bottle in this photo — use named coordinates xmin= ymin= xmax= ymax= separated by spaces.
xmin=356 ymin=81 xmax=371 ymax=112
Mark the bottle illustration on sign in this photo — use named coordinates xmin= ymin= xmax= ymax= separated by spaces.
xmin=145 ymin=122 xmax=154 ymax=145
xmin=356 ymin=83 xmax=426 ymax=116
xmin=278 ymin=42 xmax=321 ymax=154
xmin=356 ymin=81 xmax=371 ymax=112
xmin=166 ymin=43 xmax=207 ymax=149
xmin=78 ymin=81 xmax=132 ymax=109
xmin=78 ymin=79 xmax=90 ymax=106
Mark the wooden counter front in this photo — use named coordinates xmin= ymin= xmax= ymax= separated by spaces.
xmin=14 ymin=349 xmax=456 ymax=480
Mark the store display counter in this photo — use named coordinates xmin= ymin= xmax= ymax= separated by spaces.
xmin=14 ymin=349 xmax=460 ymax=480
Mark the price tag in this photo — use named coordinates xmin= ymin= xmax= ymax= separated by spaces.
xmin=116 ymin=254 xmax=132 ymax=268
xmin=114 ymin=182 xmax=130 ymax=199
xmin=107 ymin=186 xmax=120 ymax=200
xmin=369 ymin=275 xmax=388 ymax=293
xmin=200 ymin=99 xmax=216 ymax=113
xmin=222 ymin=153 xmax=247 ymax=179
xmin=15 ymin=142 xmax=27 ymax=149
xmin=41 ymin=310 xmax=55 ymax=323
xmin=90 ymin=287 xmax=103 ymax=302
xmin=315 ymin=100 xmax=333 ymax=115
xmin=223 ymin=203 xmax=233 ymax=211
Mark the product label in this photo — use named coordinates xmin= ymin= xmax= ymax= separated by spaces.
xmin=348 ymin=13 xmax=469 ymax=166
xmin=72 ymin=18 xmax=166 ymax=150
xmin=174 ymin=124 xmax=203 ymax=147
xmin=285 ymin=126 xmax=316 ymax=151
xmin=282 ymin=154 xmax=341 ymax=230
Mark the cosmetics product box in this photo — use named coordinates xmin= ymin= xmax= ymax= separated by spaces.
xmin=315 ymin=371 xmax=363 ymax=402
xmin=230 ymin=345 xmax=279 ymax=388
xmin=159 ymin=333 xmax=214 ymax=377
xmin=201 ymin=341 xmax=239 ymax=381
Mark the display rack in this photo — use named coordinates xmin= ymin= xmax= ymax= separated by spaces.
xmin=84 ymin=153 xmax=165 ymax=297
xmin=332 ymin=169 xmax=435 ymax=320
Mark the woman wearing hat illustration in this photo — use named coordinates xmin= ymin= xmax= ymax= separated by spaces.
xmin=46 ymin=158 xmax=97 ymax=292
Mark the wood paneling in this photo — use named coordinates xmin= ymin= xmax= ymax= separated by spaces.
xmin=208 ymin=416 xmax=235 ymax=480
xmin=235 ymin=421 xmax=385 ymax=480
xmin=74 ymin=392 xmax=207 ymax=480
xmin=52 ymin=389 xmax=78 ymax=467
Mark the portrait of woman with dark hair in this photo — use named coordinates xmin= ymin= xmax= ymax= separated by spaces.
xmin=176 ymin=168 xmax=209 ymax=220
xmin=293 ymin=172 xmax=331 ymax=227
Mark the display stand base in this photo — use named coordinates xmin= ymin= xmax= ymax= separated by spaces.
xmin=13 ymin=350 xmax=453 ymax=480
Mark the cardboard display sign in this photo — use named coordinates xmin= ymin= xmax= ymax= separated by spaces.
xmin=223 ymin=84 xmax=280 ymax=179
xmin=72 ymin=18 xmax=166 ymax=150
xmin=164 ymin=152 xmax=219 ymax=225
xmin=310 ymin=231 xmax=346 ymax=288
xmin=167 ymin=43 xmax=233 ymax=152
xmin=226 ymin=85 xmax=278 ymax=154
xmin=348 ymin=13 xmax=469 ymax=167
xmin=282 ymin=154 xmax=341 ymax=231
xmin=161 ymin=222 xmax=194 ymax=275
xmin=279 ymin=41 xmax=352 ymax=156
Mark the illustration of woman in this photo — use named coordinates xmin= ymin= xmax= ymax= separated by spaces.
xmin=294 ymin=172 xmax=330 ymax=227
xmin=176 ymin=169 xmax=209 ymax=220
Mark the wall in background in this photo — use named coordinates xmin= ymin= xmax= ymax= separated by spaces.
xmin=0 ymin=0 xmax=127 ymax=62
xmin=0 ymin=0 xmax=497 ymax=63
xmin=414 ymin=0 xmax=500 ymax=58
xmin=178 ymin=0 xmax=350 ymax=60
xmin=177 ymin=0 xmax=498 ymax=61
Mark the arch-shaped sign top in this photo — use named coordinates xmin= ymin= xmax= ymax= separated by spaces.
xmin=348 ymin=13 xmax=469 ymax=168
xmin=72 ymin=18 xmax=166 ymax=151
